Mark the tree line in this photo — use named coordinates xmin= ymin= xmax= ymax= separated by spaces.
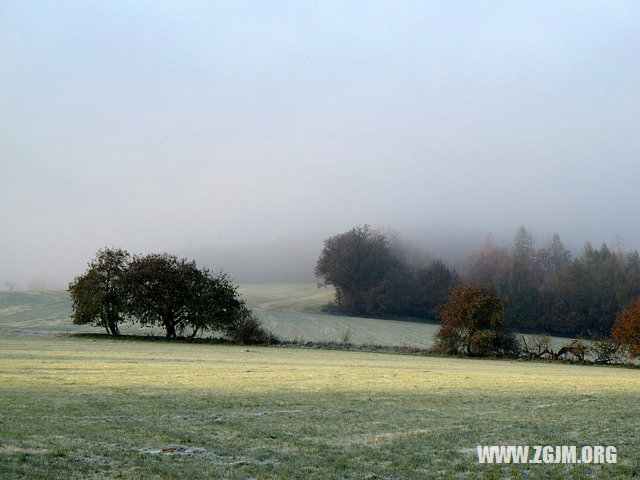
xmin=315 ymin=225 xmax=640 ymax=337
xmin=431 ymin=282 xmax=640 ymax=364
xmin=69 ymin=248 xmax=273 ymax=344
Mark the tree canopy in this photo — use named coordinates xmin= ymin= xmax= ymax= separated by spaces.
xmin=124 ymin=253 xmax=245 ymax=338
xmin=612 ymin=299 xmax=640 ymax=358
xmin=434 ymin=284 xmax=516 ymax=356
xmin=413 ymin=259 xmax=460 ymax=319
xmin=315 ymin=225 xmax=411 ymax=316
xmin=314 ymin=225 xmax=640 ymax=337
xmin=68 ymin=248 xmax=130 ymax=336
xmin=460 ymin=228 xmax=640 ymax=335
xmin=68 ymin=249 xmax=268 ymax=343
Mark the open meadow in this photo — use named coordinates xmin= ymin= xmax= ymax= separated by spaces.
xmin=2 ymin=335 xmax=640 ymax=479
xmin=0 ymin=285 xmax=573 ymax=349
xmin=0 ymin=286 xmax=442 ymax=347
xmin=1 ymin=286 xmax=639 ymax=479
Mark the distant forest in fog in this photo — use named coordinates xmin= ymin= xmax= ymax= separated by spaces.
xmin=314 ymin=226 xmax=640 ymax=337
xmin=5 ymin=224 xmax=640 ymax=338
xmin=186 ymin=227 xmax=635 ymax=285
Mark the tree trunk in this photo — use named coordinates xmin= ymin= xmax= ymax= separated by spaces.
xmin=108 ymin=322 xmax=120 ymax=336
xmin=165 ymin=321 xmax=177 ymax=338
xmin=190 ymin=326 xmax=199 ymax=340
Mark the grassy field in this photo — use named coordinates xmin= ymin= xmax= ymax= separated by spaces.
xmin=240 ymin=284 xmax=443 ymax=347
xmin=0 ymin=286 xmax=443 ymax=347
xmin=1 ymin=335 xmax=639 ymax=479
xmin=0 ymin=286 xmax=573 ymax=348
xmin=2 ymin=285 xmax=636 ymax=478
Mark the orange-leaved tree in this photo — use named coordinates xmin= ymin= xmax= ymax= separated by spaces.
xmin=612 ymin=299 xmax=640 ymax=358
xmin=435 ymin=284 xmax=517 ymax=357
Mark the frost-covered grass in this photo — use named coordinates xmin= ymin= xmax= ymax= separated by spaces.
xmin=1 ymin=335 xmax=639 ymax=479
xmin=0 ymin=291 xmax=76 ymax=334
xmin=0 ymin=287 xmax=442 ymax=347
xmin=0 ymin=286 xmax=575 ymax=349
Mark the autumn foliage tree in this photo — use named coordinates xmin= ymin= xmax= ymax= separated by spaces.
xmin=612 ymin=299 xmax=640 ymax=358
xmin=435 ymin=284 xmax=517 ymax=357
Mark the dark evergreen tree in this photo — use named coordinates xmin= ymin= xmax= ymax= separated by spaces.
xmin=414 ymin=259 xmax=460 ymax=319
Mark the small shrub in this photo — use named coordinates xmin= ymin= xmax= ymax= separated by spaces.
xmin=467 ymin=330 xmax=519 ymax=357
xmin=566 ymin=339 xmax=588 ymax=362
xmin=432 ymin=324 xmax=464 ymax=355
xmin=589 ymin=332 xmax=622 ymax=365
xmin=521 ymin=334 xmax=551 ymax=359
xmin=490 ymin=329 xmax=520 ymax=358
xmin=340 ymin=327 xmax=353 ymax=346
xmin=226 ymin=310 xmax=278 ymax=345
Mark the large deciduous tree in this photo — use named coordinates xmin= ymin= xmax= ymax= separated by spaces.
xmin=184 ymin=271 xmax=247 ymax=339
xmin=68 ymin=248 xmax=130 ymax=336
xmin=124 ymin=253 xmax=245 ymax=338
xmin=315 ymin=225 xmax=411 ymax=316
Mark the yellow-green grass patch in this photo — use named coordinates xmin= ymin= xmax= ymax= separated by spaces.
xmin=1 ymin=335 xmax=639 ymax=479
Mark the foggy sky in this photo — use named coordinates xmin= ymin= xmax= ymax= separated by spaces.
xmin=2 ymin=1 xmax=640 ymax=288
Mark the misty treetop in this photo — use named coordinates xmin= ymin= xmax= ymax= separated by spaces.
xmin=316 ymin=225 xmax=640 ymax=337
xmin=461 ymin=229 xmax=640 ymax=335
xmin=413 ymin=259 xmax=460 ymax=319
xmin=315 ymin=225 xmax=457 ymax=320
xmin=315 ymin=225 xmax=413 ymax=317
xmin=69 ymin=249 xmax=273 ymax=344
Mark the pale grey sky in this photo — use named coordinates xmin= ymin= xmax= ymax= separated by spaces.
xmin=1 ymin=1 xmax=639 ymax=287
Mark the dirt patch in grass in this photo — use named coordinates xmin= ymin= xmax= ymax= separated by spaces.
xmin=141 ymin=444 xmax=210 ymax=456
xmin=140 ymin=444 xmax=279 ymax=466
xmin=0 ymin=444 xmax=49 ymax=455
xmin=324 ymin=428 xmax=432 ymax=447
